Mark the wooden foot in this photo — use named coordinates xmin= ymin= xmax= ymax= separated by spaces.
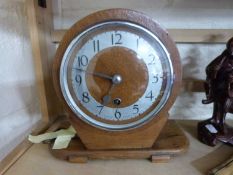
xmin=151 ymin=155 xmax=171 ymax=163
xmin=68 ymin=155 xmax=88 ymax=163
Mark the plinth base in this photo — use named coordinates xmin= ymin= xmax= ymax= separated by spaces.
xmin=48 ymin=120 xmax=189 ymax=163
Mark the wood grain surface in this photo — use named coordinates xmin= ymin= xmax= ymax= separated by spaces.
xmin=48 ymin=120 xmax=189 ymax=163
xmin=53 ymin=9 xmax=182 ymax=149
xmin=52 ymin=29 xmax=233 ymax=44
xmin=27 ymin=0 xmax=63 ymax=122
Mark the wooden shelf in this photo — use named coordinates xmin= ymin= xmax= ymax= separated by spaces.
xmin=52 ymin=29 xmax=233 ymax=44
xmin=3 ymin=120 xmax=233 ymax=175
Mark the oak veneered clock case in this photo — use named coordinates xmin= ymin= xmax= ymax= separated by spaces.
xmin=53 ymin=9 xmax=181 ymax=150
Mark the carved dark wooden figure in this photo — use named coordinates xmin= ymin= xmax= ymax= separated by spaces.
xmin=198 ymin=37 xmax=233 ymax=146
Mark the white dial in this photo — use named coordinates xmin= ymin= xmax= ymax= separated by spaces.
xmin=71 ymin=31 xmax=163 ymax=121
xmin=60 ymin=21 xmax=173 ymax=130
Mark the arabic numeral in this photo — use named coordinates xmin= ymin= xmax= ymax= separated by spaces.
xmin=136 ymin=38 xmax=139 ymax=50
xmin=114 ymin=109 xmax=121 ymax=120
xmin=148 ymin=54 xmax=156 ymax=65
xmin=145 ymin=90 xmax=154 ymax=101
xmin=152 ymin=74 xmax=159 ymax=83
xmin=93 ymin=40 xmax=100 ymax=52
xmin=82 ymin=92 xmax=90 ymax=103
xmin=77 ymin=55 xmax=88 ymax=67
xmin=96 ymin=105 xmax=104 ymax=115
xmin=111 ymin=33 xmax=122 ymax=45
xmin=133 ymin=104 xmax=139 ymax=114
xmin=75 ymin=75 xmax=82 ymax=86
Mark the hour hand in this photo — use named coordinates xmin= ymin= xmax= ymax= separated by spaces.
xmin=101 ymin=74 xmax=123 ymax=105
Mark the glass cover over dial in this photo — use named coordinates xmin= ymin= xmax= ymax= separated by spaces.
xmin=60 ymin=21 xmax=174 ymax=130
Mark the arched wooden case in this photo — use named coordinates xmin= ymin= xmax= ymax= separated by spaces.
xmin=53 ymin=9 xmax=182 ymax=150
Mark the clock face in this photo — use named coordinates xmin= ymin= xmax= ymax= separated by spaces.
xmin=60 ymin=21 xmax=174 ymax=130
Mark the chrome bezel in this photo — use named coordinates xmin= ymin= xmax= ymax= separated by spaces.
xmin=60 ymin=21 xmax=174 ymax=131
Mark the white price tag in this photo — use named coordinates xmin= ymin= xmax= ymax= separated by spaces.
xmin=205 ymin=124 xmax=218 ymax=134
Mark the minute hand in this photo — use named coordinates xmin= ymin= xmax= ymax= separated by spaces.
xmin=73 ymin=68 xmax=113 ymax=80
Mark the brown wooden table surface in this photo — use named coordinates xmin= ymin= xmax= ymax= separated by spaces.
xmin=4 ymin=120 xmax=233 ymax=175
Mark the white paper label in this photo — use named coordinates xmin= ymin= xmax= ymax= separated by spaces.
xmin=205 ymin=124 xmax=218 ymax=134
xmin=28 ymin=126 xmax=76 ymax=149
